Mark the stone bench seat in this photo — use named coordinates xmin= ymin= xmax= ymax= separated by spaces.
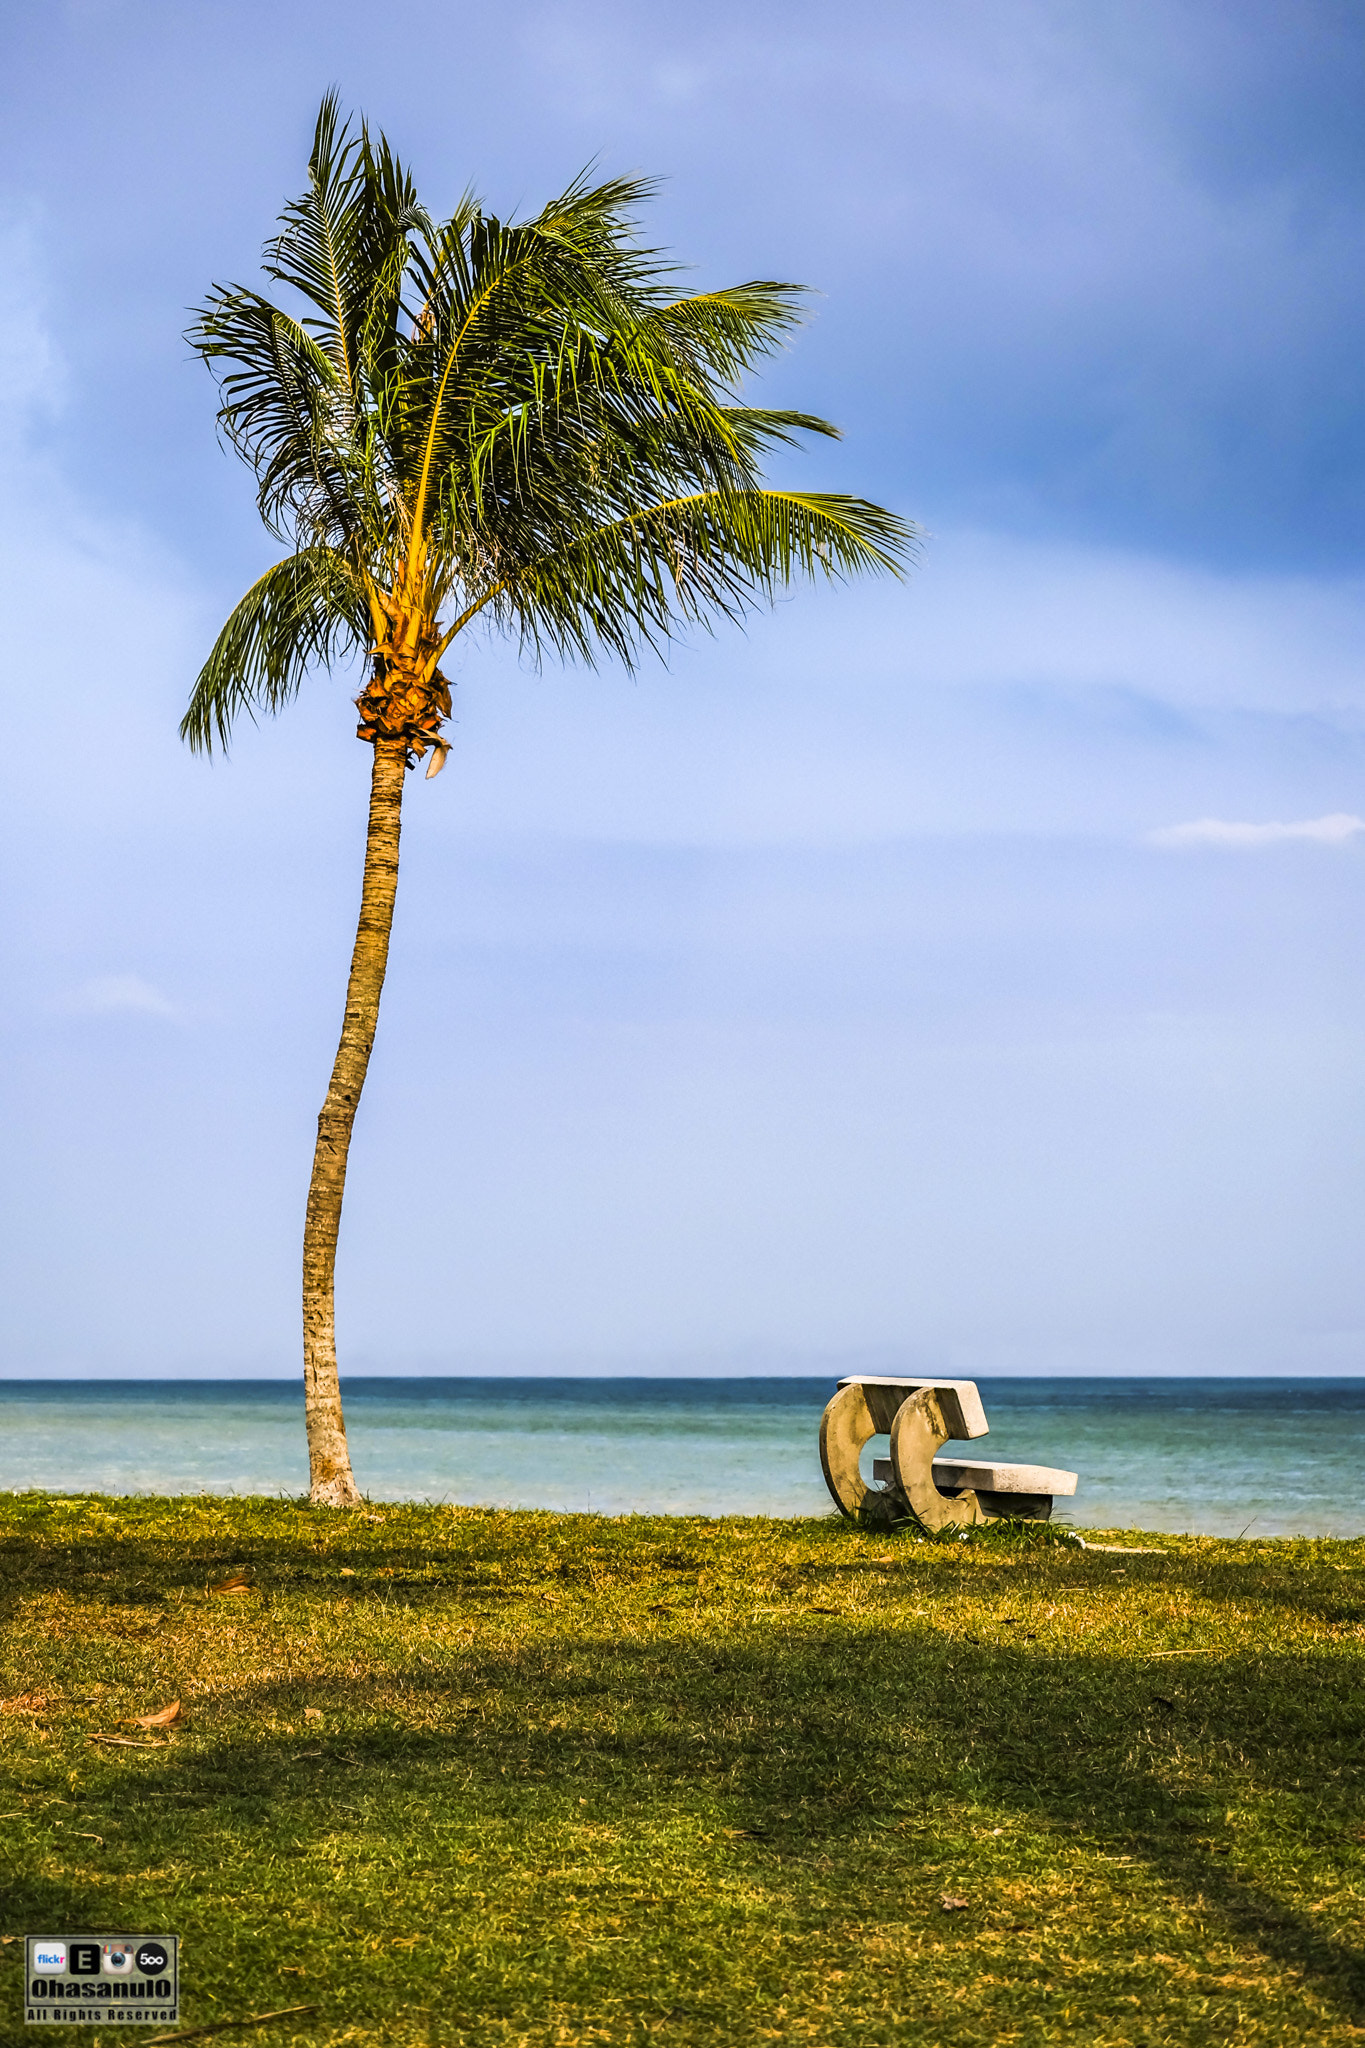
xmin=872 ymin=1457 xmax=1077 ymax=1496
xmin=820 ymin=1376 xmax=1079 ymax=1532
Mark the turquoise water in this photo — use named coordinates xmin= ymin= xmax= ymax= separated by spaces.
xmin=1 ymin=1377 xmax=1362 ymax=1537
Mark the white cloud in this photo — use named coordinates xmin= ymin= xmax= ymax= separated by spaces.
xmin=1148 ymin=813 xmax=1365 ymax=849
xmin=62 ymin=974 xmax=180 ymax=1018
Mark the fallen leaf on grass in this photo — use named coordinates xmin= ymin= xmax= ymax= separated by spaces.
xmin=339 ymin=1568 xmax=356 ymax=1577
xmin=88 ymin=1733 xmax=168 ymax=1748
xmin=125 ymin=1700 xmax=184 ymax=1729
xmin=304 ymin=1708 xmax=323 ymax=1722
xmin=208 ymin=1574 xmax=252 ymax=1597
xmin=940 ymin=1895 xmax=971 ymax=1911
xmin=1078 ymin=1541 xmax=1167 ymax=1555
xmin=0 ymin=1691 xmax=49 ymax=1716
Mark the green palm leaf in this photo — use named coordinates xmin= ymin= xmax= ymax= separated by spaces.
xmin=487 ymin=488 xmax=915 ymax=666
xmin=181 ymin=548 xmax=368 ymax=753
xmin=187 ymin=98 xmax=917 ymax=740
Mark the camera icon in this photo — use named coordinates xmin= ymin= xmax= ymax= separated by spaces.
xmin=103 ymin=1944 xmax=135 ymax=1975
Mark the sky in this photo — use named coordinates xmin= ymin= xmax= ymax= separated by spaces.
xmin=1 ymin=0 xmax=1364 ymax=1379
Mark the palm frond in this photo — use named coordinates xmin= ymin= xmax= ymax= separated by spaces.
xmin=263 ymin=94 xmax=418 ymax=397
xmin=186 ymin=98 xmax=916 ymax=751
xmin=487 ymin=488 xmax=918 ymax=669
xmin=181 ymin=549 xmax=369 ymax=753
xmin=647 ymin=283 xmax=810 ymax=383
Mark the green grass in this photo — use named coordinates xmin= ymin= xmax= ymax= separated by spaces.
xmin=2 ymin=1493 xmax=1364 ymax=2047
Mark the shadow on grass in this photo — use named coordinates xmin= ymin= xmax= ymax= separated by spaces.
xmin=0 ymin=1494 xmax=770 ymax=1620
xmin=9 ymin=1611 xmax=1365 ymax=2030
xmin=9 ymin=1492 xmax=1361 ymax=1613
xmin=8 ymin=1499 xmax=1365 ymax=2028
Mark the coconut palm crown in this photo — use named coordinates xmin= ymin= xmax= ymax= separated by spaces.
xmin=185 ymin=96 xmax=917 ymax=1505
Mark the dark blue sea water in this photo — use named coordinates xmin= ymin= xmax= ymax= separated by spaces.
xmin=0 ymin=1377 xmax=1361 ymax=1537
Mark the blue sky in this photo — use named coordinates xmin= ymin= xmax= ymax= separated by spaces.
xmin=2 ymin=0 xmax=1363 ymax=1377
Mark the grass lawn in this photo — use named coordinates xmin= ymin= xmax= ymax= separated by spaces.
xmin=2 ymin=1494 xmax=1364 ymax=2047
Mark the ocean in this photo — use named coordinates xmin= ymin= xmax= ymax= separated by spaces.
xmin=1 ymin=1376 xmax=1362 ymax=1536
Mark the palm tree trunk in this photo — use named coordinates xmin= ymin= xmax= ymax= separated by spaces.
xmin=301 ymin=738 xmax=408 ymax=1505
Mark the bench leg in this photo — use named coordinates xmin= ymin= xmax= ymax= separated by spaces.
xmin=818 ymin=1381 xmax=877 ymax=1516
xmin=889 ymin=1388 xmax=986 ymax=1533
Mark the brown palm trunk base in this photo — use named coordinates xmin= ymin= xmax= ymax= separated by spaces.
xmin=301 ymin=739 xmax=408 ymax=1506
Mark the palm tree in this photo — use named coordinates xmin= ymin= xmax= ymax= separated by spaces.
xmin=184 ymin=97 xmax=916 ymax=1506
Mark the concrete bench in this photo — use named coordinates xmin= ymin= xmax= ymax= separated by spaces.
xmin=819 ymin=1375 xmax=1077 ymax=1532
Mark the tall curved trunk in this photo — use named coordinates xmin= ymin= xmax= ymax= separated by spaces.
xmin=302 ymin=739 xmax=408 ymax=1506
